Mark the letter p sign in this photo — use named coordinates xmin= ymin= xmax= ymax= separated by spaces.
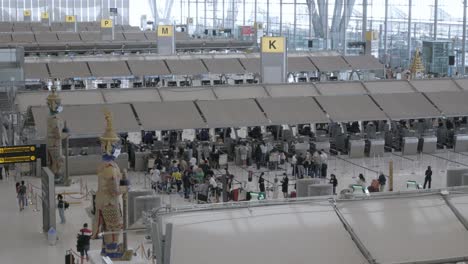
xmin=261 ymin=37 xmax=285 ymax=53
xmin=101 ymin=19 xmax=113 ymax=28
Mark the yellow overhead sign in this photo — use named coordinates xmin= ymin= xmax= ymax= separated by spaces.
xmin=157 ymin=25 xmax=174 ymax=37
xmin=24 ymin=10 xmax=31 ymax=17
xmin=0 ymin=145 xmax=35 ymax=155
xmin=101 ymin=19 xmax=113 ymax=28
xmin=65 ymin=15 xmax=76 ymax=23
xmin=0 ymin=155 xmax=36 ymax=164
xmin=261 ymin=37 xmax=285 ymax=53
xmin=41 ymin=12 xmax=49 ymax=19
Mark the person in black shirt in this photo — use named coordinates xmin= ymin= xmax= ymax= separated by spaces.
xmin=258 ymin=172 xmax=265 ymax=193
xmin=281 ymin=174 xmax=289 ymax=198
xmin=329 ymin=174 xmax=338 ymax=195
xmin=378 ymin=172 xmax=387 ymax=192
xmin=57 ymin=194 xmax=67 ymax=224
xmin=424 ymin=166 xmax=432 ymax=189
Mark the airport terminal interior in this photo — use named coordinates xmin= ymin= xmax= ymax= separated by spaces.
xmin=4 ymin=0 xmax=468 ymax=264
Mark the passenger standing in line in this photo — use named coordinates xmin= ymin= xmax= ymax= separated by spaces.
xmin=290 ymin=154 xmax=297 ymax=177
xmin=320 ymin=150 xmax=328 ymax=178
xmin=313 ymin=151 xmax=321 ymax=177
xmin=258 ymin=172 xmax=265 ymax=193
xmin=329 ymin=174 xmax=338 ymax=195
xmin=424 ymin=166 xmax=432 ymax=189
xmin=378 ymin=172 xmax=387 ymax=192
xmin=17 ymin=181 xmax=27 ymax=211
xmin=297 ymin=154 xmax=305 ymax=178
xmin=57 ymin=194 xmax=66 ymax=224
xmin=172 ymin=170 xmax=182 ymax=193
xmin=281 ymin=174 xmax=289 ymax=198
xmin=182 ymin=169 xmax=192 ymax=199
xmin=260 ymin=142 xmax=268 ymax=166
xmin=272 ymin=177 xmax=279 ymax=199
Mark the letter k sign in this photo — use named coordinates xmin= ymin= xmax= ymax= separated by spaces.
xmin=261 ymin=37 xmax=285 ymax=53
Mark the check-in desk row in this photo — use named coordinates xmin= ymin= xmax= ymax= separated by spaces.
xmin=401 ymin=134 xmax=468 ymax=155
xmin=348 ymin=138 xmax=385 ymax=158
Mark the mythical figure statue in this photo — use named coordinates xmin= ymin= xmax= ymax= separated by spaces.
xmin=46 ymin=85 xmax=64 ymax=183
xmin=92 ymin=111 xmax=125 ymax=259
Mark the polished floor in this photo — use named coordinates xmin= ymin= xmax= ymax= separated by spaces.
xmin=0 ymin=149 xmax=467 ymax=263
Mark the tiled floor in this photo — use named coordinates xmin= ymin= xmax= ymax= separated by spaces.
xmin=1 ymin=149 xmax=467 ymax=263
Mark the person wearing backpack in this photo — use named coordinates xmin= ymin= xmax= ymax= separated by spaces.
xmin=77 ymin=223 xmax=92 ymax=264
xmin=17 ymin=181 xmax=27 ymax=211
xmin=57 ymin=194 xmax=69 ymax=224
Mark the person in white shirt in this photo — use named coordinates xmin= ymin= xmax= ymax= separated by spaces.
xmin=260 ymin=142 xmax=268 ymax=165
xmin=290 ymin=154 xmax=297 ymax=177
xmin=150 ymin=168 xmax=161 ymax=191
xmin=272 ymin=177 xmax=279 ymax=199
xmin=209 ymin=175 xmax=219 ymax=202
xmin=319 ymin=150 xmax=328 ymax=178
xmin=190 ymin=156 xmax=197 ymax=167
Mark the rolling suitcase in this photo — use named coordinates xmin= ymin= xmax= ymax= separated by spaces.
xmin=290 ymin=191 xmax=297 ymax=198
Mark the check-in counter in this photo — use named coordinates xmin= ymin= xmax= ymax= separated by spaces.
xmin=134 ymin=151 xmax=151 ymax=171
xmin=402 ymin=137 xmax=419 ymax=155
xmin=348 ymin=139 xmax=366 ymax=158
xmin=420 ymin=136 xmax=437 ymax=154
xmin=68 ymin=153 xmax=128 ymax=176
xmin=313 ymin=141 xmax=330 ymax=154
xmin=367 ymin=139 xmax=385 ymax=157
xmin=454 ymin=134 xmax=468 ymax=152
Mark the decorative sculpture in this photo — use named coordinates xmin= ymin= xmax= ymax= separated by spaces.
xmin=410 ymin=48 xmax=425 ymax=79
xmin=46 ymin=85 xmax=65 ymax=184
xmin=92 ymin=111 xmax=131 ymax=260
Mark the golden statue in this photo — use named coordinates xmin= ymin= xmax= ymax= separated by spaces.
xmin=92 ymin=110 xmax=127 ymax=259
xmin=410 ymin=48 xmax=425 ymax=79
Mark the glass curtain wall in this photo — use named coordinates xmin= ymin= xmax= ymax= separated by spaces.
xmin=0 ymin=0 xmax=129 ymax=24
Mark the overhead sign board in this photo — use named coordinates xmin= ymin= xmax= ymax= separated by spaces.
xmin=109 ymin=8 xmax=118 ymax=15
xmin=157 ymin=25 xmax=174 ymax=37
xmin=0 ymin=145 xmax=36 ymax=155
xmin=65 ymin=15 xmax=76 ymax=23
xmin=261 ymin=37 xmax=285 ymax=53
xmin=101 ymin=19 xmax=113 ymax=28
xmin=41 ymin=12 xmax=49 ymax=19
xmin=24 ymin=10 xmax=31 ymax=17
xmin=0 ymin=144 xmax=45 ymax=165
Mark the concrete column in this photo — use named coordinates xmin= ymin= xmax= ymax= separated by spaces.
xmin=362 ymin=0 xmax=367 ymax=42
xmin=324 ymin=0 xmax=329 ymax=48
xmin=266 ymin=0 xmax=270 ymax=35
xmin=293 ymin=0 xmax=297 ymax=49
xmin=308 ymin=0 xmax=312 ymax=39
xmin=408 ymin=0 xmax=412 ymax=67
xmin=384 ymin=0 xmax=388 ymax=64
xmin=463 ymin=0 xmax=467 ymax=75
xmin=254 ymin=0 xmax=257 ymax=42
xmin=434 ymin=0 xmax=438 ymax=40
xmin=343 ymin=0 xmax=347 ymax=55
xmin=243 ymin=0 xmax=245 ymax=25
xmin=280 ymin=0 xmax=283 ymax=35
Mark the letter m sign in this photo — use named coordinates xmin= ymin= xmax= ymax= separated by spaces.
xmin=158 ymin=26 xmax=173 ymax=37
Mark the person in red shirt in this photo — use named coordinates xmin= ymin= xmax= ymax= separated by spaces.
xmin=77 ymin=223 xmax=92 ymax=263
